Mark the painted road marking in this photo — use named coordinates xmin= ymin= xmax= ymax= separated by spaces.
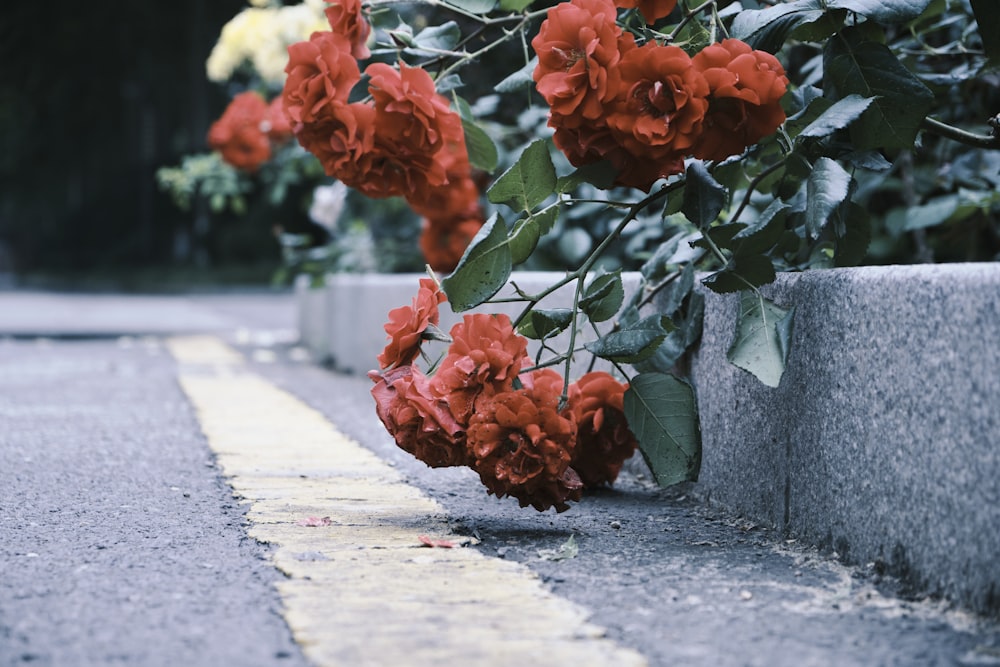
xmin=168 ymin=336 xmax=646 ymax=667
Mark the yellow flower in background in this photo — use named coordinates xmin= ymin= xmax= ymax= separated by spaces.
xmin=206 ymin=0 xmax=328 ymax=88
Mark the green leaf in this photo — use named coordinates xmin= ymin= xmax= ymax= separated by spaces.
xmin=443 ymin=0 xmax=497 ymax=13
xmin=806 ymin=157 xmax=851 ymax=238
xmin=640 ymin=235 xmax=681 ymax=282
xmin=730 ymin=0 xmax=827 ymax=53
xmin=659 ymin=263 xmax=695 ymax=318
xmin=900 ymin=194 xmax=961 ymax=231
xmin=518 ymin=308 xmax=573 ymax=339
xmin=824 ymin=28 xmax=935 ymax=149
xmin=681 ymin=162 xmax=728 ymax=228
xmin=579 ymin=270 xmax=624 ymax=323
xmin=842 ymin=150 xmax=892 ymax=172
xmin=796 ymin=94 xmax=875 ymax=140
xmin=495 ymin=57 xmax=537 ymax=93
xmin=623 ymin=373 xmax=701 ymax=487
xmin=691 ymin=224 xmax=742 ymax=254
xmin=537 ymin=534 xmax=578 ymax=561
xmin=508 ymin=217 xmax=540 ymax=265
xmin=388 ymin=26 xmax=417 ymax=48
xmin=556 ymin=160 xmax=618 ymax=192
xmin=487 ymin=140 xmax=557 ymax=211
xmin=411 ymin=21 xmax=461 ymax=52
xmin=702 ymin=255 xmax=776 ymax=293
xmin=829 ymin=0 xmax=933 ymax=23
xmin=834 ymin=201 xmax=871 ymax=266
xmin=584 ymin=315 xmax=672 ymax=363
xmin=499 ymin=0 xmax=534 ymax=10
xmin=461 ymin=117 xmax=499 ymax=173
xmin=441 ymin=214 xmax=513 ymax=311
xmin=970 ymin=0 xmax=1000 ymax=67
xmin=727 ymin=292 xmax=795 ymax=388
xmin=733 ymin=199 xmax=789 ymax=255
xmin=509 ymin=208 xmax=556 ymax=265
xmin=433 ymin=74 xmax=464 ymax=94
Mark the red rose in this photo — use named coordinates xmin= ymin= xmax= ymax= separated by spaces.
xmin=614 ymin=0 xmax=677 ymax=24
xmin=364 ymin=62 xmax=469 ymax=199
xmin=370 ymin=366 xmax=471 ymax=468
xmin=467 ymin=369 xmax=582 ymax=512
xmin=419 ymin=217 xmax=483 ymax=274
xmin=550 ymin=118 xmax=619 ymax=166
xmin=608 ymin=44 xmax=709 ymax=163
xmin=377 ymin=278 xmax=447 ymax=370
xmin=532 ymin=0 xmax=635 ymax=123
xmin=409 ymin=173 xmax=482 ymax=222
xmin=551 ymin=107 xmax=687 ymax=192
xmin=325 ymin=0 xmax=371 ymax=60
xmin=265 ymin=97 xmax=293 ymax=143
xmin=567 ymin=372 xmax=637 ymax=488
xmin=691 ymin=39 xmax=789 ymax=161
xmin=431 ymin=313 xmax=529 ymax=425
xmin=293 ymin=101 xmax=377 ymax=187
xmin=282 ymin=31 xmax=360 ymax=127
xmin=207 ymin=91 xmax=272 ymax=172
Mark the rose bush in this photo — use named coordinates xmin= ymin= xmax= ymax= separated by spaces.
xmin=156 ymin=0 xmax=429 ymax=281
xmin=223 ymin=0 xmax=999 ymax=511
xmin=275 ymin=0 xmax=1000 ymax=511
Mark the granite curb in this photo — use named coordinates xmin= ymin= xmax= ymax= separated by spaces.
xmin=689 ymin=263 xmax=1000 ymax=616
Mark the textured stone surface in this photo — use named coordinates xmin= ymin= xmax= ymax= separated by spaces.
xmin=690 ymin=263 xmax=1000 ymax=614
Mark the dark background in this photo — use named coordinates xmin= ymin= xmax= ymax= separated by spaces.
xmin=0 ymin=0 xmax=282 ymax=288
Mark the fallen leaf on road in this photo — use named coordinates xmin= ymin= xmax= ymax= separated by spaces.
xmin=538 ymin=534 xmax=578 ymax=561
xmin=418 ymin=535 xmax=455 ymax=548
xmin=296 ymin=516 xmax=332 ymax=527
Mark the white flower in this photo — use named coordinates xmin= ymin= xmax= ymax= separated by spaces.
xmin=205 ymin=1 xmax=328 ymax=87
xmin=309 ymin=182 xmax=349 ymax=231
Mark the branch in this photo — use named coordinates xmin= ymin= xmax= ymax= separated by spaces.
xmin=921 ymin=115 xmax=1000 ymax=150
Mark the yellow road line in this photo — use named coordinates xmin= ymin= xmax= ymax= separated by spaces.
xmin=168 ymin=336 xmax=646 ymax=667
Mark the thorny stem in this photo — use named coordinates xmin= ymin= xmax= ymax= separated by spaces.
xmin=668 ymin=0 xmax=717 ymax=42
xmin=700 ymin=226 xmax=760 ymax=293
xmin=921 ymin=116 xmax=1000 ymax=150
xmin=728 ymin=157 xmax=787 ymax=225
xmin=519 ymin=346 xmax=589 ymax=374
xmin=556 ymin=180 xmax=684 ymax=404
xmin=503 ymin=180 xmax=681 ymax=401
xmin=367 ymin=0 xmax=547 ymax=24
xmin=637 ymin=269 xmax=683 ymax=309
xmin=436 ymin=15 xmax=540 ymax=81
xmin=700 ymin=224 xmax=729 ymax=266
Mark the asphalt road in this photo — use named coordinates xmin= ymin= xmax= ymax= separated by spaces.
xmin=2 ymin=290 xmax=999 ymax=666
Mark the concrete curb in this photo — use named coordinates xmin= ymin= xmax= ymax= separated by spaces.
xmin=294 ymin=264 xmax=1000 ymax=615
xmin=689 ymin=263 xmax=1000 ymax=616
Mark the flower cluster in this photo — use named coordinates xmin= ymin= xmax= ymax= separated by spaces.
xmin=207 ymin=91 xmax=293 ymax=172
xmin=206 ymin=0 xmax=329 ymax=87
xmin=533 ymin=0 xmax=788 ymax=191
xmin=369 ymin=282 xmax=638 ymax=512
xmin=281 ymin=0 xmax=485 ymax=272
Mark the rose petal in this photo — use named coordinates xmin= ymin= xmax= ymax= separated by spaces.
xmin=418 ymin=535 xmax=456 ymax=548
xmin=296 ymin=516 xmax=332 ymax=527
